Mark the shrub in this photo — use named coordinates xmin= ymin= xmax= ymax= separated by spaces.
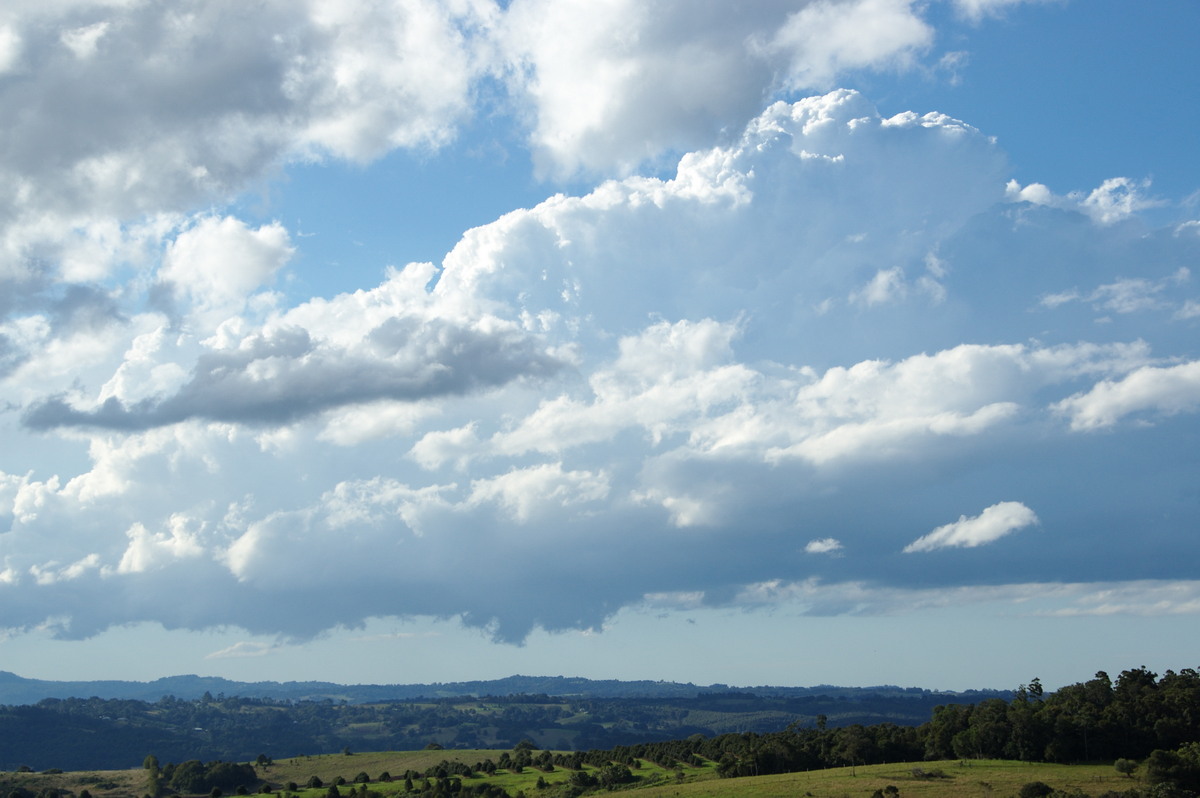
xmin=1019 ymin=782 xmax=1054 ymax=798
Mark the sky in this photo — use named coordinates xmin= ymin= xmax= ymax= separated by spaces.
xmin=0 ymin=0 xmax=1198 ymax=694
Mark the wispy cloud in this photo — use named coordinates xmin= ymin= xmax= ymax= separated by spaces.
xmin=206 ymin=641 xmax=279 ymax=660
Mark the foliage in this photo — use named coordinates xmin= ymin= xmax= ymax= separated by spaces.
xmin=159 ymin=759 xmax=258 ymax=795
xmin=1145 ymin=742 xmax=1200 ymax=792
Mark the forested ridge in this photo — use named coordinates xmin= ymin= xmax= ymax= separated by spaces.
xmin=0 ymin=687 xmax=974 ymax=771
xmin=0 ymin=672 xmax=993 ymax=706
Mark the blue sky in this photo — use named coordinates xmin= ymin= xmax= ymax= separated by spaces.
xmin=0 ymin=0 xmax=1198 ymax=693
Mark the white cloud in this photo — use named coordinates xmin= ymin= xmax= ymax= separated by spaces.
xmin=851 ymin=267 xmax=908 ymax=306
xmin=158 ymin=216 xmax=294 ymax=330
xmin=2 ymin=67 xmax=1199 ymax=650
xmin=500 ymin=0 xmax=934 ymax=177
xmin=468 ymin=462 xmax=609 ymax=522
xmin=904 ymin=501 xmax=1039 ymax=553
xmin=1040 ymin=269 xmax=1191 ymax=317
xmin=1007 ymin=176 xmax=1165 ymax=225
xmin=805 ymin=537 xmax=843 ymax=554
xmin=0 ymin=24 xmax=21 ymax=74
xmin=952 ymin=0 xmax=1059 ymax=23
xmin=1056 ymin=360 xmax=1200 ymax=430
xmin=761 ymin=0 xmax=932 ymax=91
xmin=205 ymin=640 xmax=278 ymax=659
xmin=410 ymin=423 xmax=481 ymax=471
xmin=1035 ymin=581 xmax=1200 ymax=617
xmin=59 ymin=21 xmax=109 ymax=60
xmin=0 ymin=0 xmax=489 ymax=286
xmin=114 ymin=516 xmax=204 ymax=575
xmin=319 ymin=400 xmax=438 ymax=447
xmin=731 ymin=577 xmax=1200 ymax=618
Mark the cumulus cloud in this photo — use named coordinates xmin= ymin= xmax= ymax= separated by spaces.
xmin=760 ymin=0 xmax=932 ymax=91
xmin=0 ymin=0 xmax=979 ymax=294
xmin=904 ymin=501 xmax=1039 ymax=553
xmin=23 ymin=316 xmax=564 ymax=430
xmin=22 ymin=258 xmax=567 ymax=431
xmin=2 ymin=74 xmax=1200 ymax=648
xmin=499 ymin=0 xmax=935 ymax=176
xmin=1055 ymin=360 xmax=1200 ymax=430
xmin=156 ymin=216 xmax=294 ymax=329
xmin=805 ymin=538 xmax=843 ymax=554
xmin=1006 ymin=176 xmax=1165 ymax=225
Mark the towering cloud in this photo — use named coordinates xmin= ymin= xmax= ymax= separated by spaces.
xmin=0 ymin=2 xmax=1197 ymax=661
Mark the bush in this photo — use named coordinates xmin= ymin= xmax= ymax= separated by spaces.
xmin=1019 ymin=782 xmax=1054 ymax=798
xmin=597 ymin=764 xmax=633 ymax=787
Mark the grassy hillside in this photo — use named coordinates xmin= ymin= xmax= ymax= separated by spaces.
xmin=0 ymin=753 xmax=1140 ymax=798
xmin=0 ymin=766 xmax=145 ymax=797
xmin=634 ymin=760 xmax=1127 ymax=797
xmin=263 ymin=749 xmax=708 ymax=795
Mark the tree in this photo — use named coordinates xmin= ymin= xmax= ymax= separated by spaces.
xmin=1146 ymin=743 xmax=1200 ymax=792
xmin=144 ymin=755 xmax=162 ymax=796
xmin=597 ymin=764 xmax=633 ymax=786
xmin=1115 ymin=758 xmax=1137 ymax=778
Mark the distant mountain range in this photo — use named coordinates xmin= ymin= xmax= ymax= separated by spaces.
xmin=0 ymin=670 xmax=1000 ymax=706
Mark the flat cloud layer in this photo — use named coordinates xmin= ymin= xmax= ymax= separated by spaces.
xmin=1 ymin=1 xmax=1199 ymax=650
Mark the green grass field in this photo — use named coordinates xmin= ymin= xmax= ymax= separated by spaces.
xmin=633 ymin=759 xmax=1130 ymax=797
xmin=0 ymin=753 xmax=1142 ymax=798
xmin=265 ymin=749 xmax=709 ymax=796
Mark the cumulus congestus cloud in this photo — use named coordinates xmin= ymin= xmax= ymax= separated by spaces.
xmin=1 ymin=1 xmax=1200 ymax=650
